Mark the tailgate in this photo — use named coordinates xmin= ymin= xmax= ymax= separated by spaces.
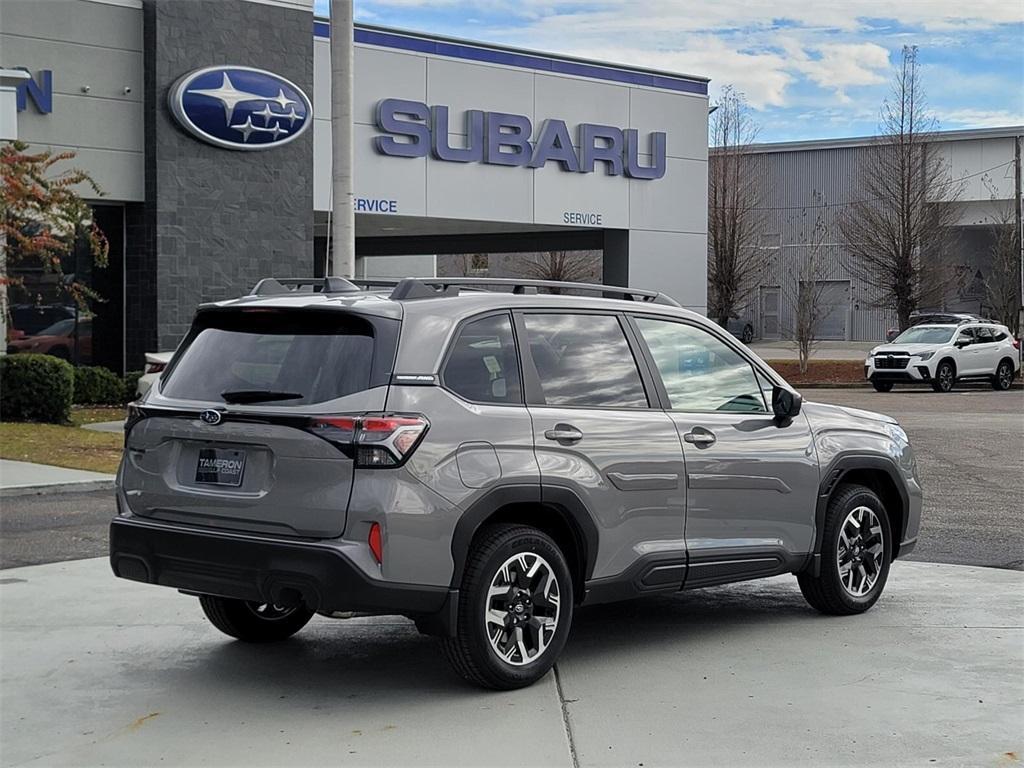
xmin=123 ymin=413 xmax=359 ymax=537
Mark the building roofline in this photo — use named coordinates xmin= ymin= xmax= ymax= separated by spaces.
xmin=742 ymin=125 xmax=1024 ymax=154
xmin=312 ymin=19 xmax=709 ymax=96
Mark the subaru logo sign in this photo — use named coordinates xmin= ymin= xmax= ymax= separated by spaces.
xmin=200 ymin=410 xmax=223 ymax=426
xmin=168 ymin=66 xmax=311 ymax=151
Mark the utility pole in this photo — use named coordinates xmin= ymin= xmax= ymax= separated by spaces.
xmin=330 ymin=0 xmax=355 ymax=278
xmin=1016 ymin=134 xmax=1023 ymax=337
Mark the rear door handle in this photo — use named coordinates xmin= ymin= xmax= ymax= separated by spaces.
xmin=544 ymin=424 xmax=583 ymax=443
xmin=683 ymin=428 xmax=716 ymax=447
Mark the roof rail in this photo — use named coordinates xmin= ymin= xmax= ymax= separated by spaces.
xmin=350 ymin=277 xmax=681 ymax=306
xmin=250 ymin=277 xmax=360 ymax=296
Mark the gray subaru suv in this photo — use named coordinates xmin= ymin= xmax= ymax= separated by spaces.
xmin=111 ymin=277 xmax=922 ymax=689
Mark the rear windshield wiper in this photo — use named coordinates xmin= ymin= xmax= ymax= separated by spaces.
xmin=221 ymin=390 xmax=304 ymax=404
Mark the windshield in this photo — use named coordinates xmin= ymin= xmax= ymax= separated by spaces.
xmin=892 ymin=326 xmax=956 ymax=344
xmin=160 ymin=311 xmax=376 ymax=405
xmin=35 ymin=319 xmax=76 ymax=337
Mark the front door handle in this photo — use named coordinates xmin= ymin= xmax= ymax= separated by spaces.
xmin=683 ymin=427 xmax=716 ymax=447
xmin=544 ymin=424 xmax=583 ymax=443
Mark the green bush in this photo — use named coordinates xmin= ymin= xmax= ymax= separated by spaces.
xmin=0 ymin=353 xmax=75 ymax=423
xmin=123 ymin=370 xmax=143 ymax=402
xmin=73 ymin=365 xmax=127 ymax=405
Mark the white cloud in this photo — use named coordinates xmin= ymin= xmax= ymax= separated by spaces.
xmin=363 ymin=0 xmax=1024 ymax=32
xmin=940 ymin=108 xmax=1024 ymax=128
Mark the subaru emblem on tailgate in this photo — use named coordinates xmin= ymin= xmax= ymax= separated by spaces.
xmin=200 ymin=410 xmax=223 ymax=426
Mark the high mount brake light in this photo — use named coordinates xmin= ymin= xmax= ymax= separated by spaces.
xmin=307 ymin=414 xmax=428 ymax=467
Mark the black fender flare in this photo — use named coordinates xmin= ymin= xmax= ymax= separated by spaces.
xmin=448 ymin=483 xmax=600 ymax=590
xmin=807 ymin=453 xmax=910 ymax=574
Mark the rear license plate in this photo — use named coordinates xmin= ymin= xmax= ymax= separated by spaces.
xmin=195 ymin=448 xmax=246 ymax=486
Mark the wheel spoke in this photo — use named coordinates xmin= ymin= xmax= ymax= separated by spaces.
xmin=836 ymin=505 xmax=885 ymax=598
xmin=484 ymin=550 xmax=562 ymax=667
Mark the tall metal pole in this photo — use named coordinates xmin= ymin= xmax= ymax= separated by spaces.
xmin=1015 ymin=134 xmax=1022 ymax=336
xmin=330 ymin=0 xmax=355 ymax=278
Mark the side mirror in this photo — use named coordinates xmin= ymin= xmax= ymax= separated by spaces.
xmin=772 ymin=386 xmax=802 ymax=421
xmin=955 ymin=340 xmax=970 ymax=349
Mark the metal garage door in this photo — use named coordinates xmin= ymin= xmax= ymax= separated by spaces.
xmin=817 ymin=280 xmax=850 ymax=340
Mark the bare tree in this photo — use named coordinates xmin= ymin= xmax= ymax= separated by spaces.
xmin=519 ymin=250 xmax=597 ymax=292
xmin=708 ymin=85 xmax=765 ymax=328
xmin=839 ymin=46 xmax=962 ymax=331
xmin=981 ymin=178 xmax=1022 ymax=335
xmin=783 ymin=202 xmax=831 ymax=373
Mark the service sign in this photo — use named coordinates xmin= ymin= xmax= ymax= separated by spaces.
xmin=169 ymin=66 xmax=311 ymax=151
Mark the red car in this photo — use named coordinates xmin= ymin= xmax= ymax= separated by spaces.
xmin=6 ymin=318 xmax=92 ymax=363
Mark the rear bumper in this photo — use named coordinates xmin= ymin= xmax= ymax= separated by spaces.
xmin=110 ymin=515 xmax=451 ymax=619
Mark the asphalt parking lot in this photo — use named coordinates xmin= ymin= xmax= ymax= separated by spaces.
xmin=2 ymin=387 xmax=1021 ymax=571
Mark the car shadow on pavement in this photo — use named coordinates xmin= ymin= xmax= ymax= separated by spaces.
xmin=119 ymin=578 xmax=830 ymax=701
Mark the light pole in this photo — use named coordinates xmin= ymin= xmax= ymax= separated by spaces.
xmin=330 ymin=0 xmax=355 ymax=278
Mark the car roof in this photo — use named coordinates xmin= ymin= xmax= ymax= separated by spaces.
xmin=199 ymin=277 xmax=698 ymax=323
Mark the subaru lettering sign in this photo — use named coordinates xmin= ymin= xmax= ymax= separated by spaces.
xmin=169 ymin=66 xmax=311 ymax=151
xmin=373 ymin=98 xmax=667 ymax=180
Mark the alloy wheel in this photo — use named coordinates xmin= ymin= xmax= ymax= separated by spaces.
xmin=836 ymin=505 xmax=885 ymax=597
xmin=484 ymin=552 xmax=561 ymax=666
xmin=938 ymin=364 xmax=953 ymax=391
xmin=998 ymin=363 xmax=1012 ymax=389
xmin=244 ymin=602 xmax=299 ymax=621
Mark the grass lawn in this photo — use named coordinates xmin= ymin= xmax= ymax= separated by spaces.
xmin=0 ymin=418 xmax=124 ymax=474
xmin=70 ymin=406 xmax=127 ymax=427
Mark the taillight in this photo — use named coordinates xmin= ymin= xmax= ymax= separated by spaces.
xmin=1013 ymin=338 xmax=1021 ymax=350
xmin=368 ymin=522 xmax=383 ymax=564
xmin=145 ymin=362 xmax=166 ymax=374
xmin=307 ymin=413 xmax=428 ymax=468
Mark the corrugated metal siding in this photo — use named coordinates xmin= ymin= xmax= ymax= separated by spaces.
xmin=741 ymin=147 xmax=897 ymax=342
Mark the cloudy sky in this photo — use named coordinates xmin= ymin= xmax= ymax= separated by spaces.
xmin=315 ymin=0 xmax=1024 ymax=142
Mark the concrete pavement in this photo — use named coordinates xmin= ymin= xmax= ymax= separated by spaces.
xmin=81 ymin=420 xmax=125 ymax=434
xmin=1 ymin=557 xmax=1020 ymax=767
xmin=0 ymin=459 xmax=115 ymax=497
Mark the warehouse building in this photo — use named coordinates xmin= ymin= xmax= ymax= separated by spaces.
xmin=738 ymin=127 xmax=1023 ymax=342
xmin=1 ymin=0 xmax=710 ymax=372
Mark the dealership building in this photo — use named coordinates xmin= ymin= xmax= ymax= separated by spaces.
xmin=1 ymin=0 xmax=711 ymax=372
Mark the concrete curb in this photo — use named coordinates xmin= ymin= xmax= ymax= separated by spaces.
xmin=0 ymin=479 xmax=116 ymax=498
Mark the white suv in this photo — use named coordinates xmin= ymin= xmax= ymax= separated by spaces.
xmin=866 ymin=322 xmax=1020 ymax=393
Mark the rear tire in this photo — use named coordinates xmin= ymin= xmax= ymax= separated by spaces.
xmin=199 ymin=595 xmax=314 ymax=642
xmin=931 ymin=360 xmax=955 ymax=392
xmin=871 ymin=380 xmax=894 ymax=392
xmin=992 ymin=359 xmax=1014 ymax=391
xmin=797 ymin=484 xmax=892 ymax=616
xmin=441 ymin=524 xmax=573 ymax=690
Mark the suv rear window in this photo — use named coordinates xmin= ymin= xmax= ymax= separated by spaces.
xmin=442 ymin=313 xmax=522 ymax=404
xmin=161 ymin=311 xmax=377 ymax=405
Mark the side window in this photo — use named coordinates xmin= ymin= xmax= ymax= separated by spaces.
xmin=956 ymin=328 xmax=976 ymax=345
xmin=993 ymin=329 xmax=1008 ymax=342
xmin=976 ymin=327 xmax=995 ymax=343
xmin=442 ymin=313 xmax=522 ymax=404
xmin=634 ymin=317 xmax=768 ymax=413
xmin=522 ymin=313 xmax=648 ymax=408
